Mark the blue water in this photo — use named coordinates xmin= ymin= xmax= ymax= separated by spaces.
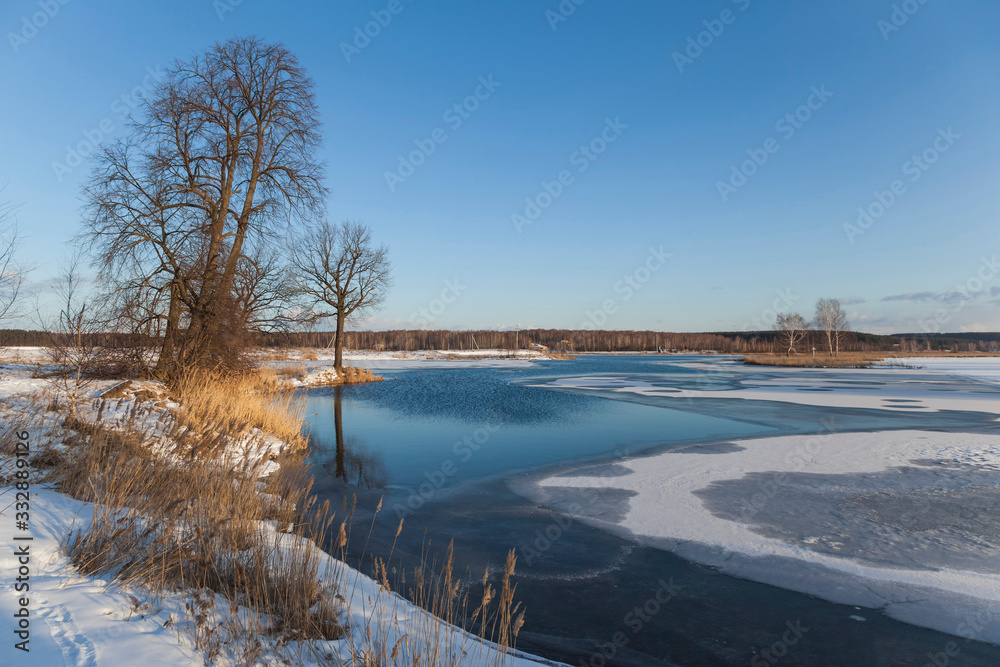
xmin=305 ymin=356 xmax=773 ymax=489
xmin=302 ymin=355 xmax=1000 ymax=666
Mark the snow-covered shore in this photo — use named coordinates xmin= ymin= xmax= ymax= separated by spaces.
xmin=0 ymin=351 xmax=559 ymax=666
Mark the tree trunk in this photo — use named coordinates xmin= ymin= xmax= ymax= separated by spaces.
xmin=154 ymin=283 xmax=182 ymax=380
xmin=334 ymin=310 xmax=345 ymax=371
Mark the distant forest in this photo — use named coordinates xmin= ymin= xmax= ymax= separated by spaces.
xmin=2 ymin=328 xmax=997 ymax=354
xmin=262 ymin=329 xmax=1000 ymax=354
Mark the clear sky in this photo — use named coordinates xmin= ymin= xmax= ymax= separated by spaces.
xmin=2 ymin=0 xmax=999 ymax=334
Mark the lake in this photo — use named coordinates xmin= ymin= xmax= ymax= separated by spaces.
xmin=303 ymin=355 xmax=1000 ymax=666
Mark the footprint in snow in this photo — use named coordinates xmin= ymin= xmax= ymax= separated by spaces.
xmin=33 ymin=593 xmax=98 ymax=667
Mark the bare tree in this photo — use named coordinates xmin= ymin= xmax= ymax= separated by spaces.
xmin=0 ymin=200 xmax=28 ymax=324
xmin=290 ymin=221 xmax=391 ymax=370
xmin=82 ymin=36 xmax=326 ymax=380
xmin=43 ymin=254 xmax=112 ymax=425
xmin=776 ymin=312 xmax=809 ymax=356
xmin=815 ymin=298 xmax=849 ymax=356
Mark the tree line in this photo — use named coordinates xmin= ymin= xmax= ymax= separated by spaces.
xmin=257 ymin=328 xmax=999 ymax=354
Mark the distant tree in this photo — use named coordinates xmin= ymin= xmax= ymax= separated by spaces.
xmin=0 ymin=200 xmax=28 ymax=324
xmin=815 ymin=298 xmax=849 ymax=356
xmin=290 ymin=220 xmax=391 ymax=370
xmin=82 ymin=36 xmax=326 ymax=380
xmin=43 ymin=254 xmax=112 ymax=425
xmin=776 ymin=313 xmax=810 ymax=356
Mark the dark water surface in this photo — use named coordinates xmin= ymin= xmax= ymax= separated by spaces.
xmin=303 ymin=355 xmax=1000 ymax=666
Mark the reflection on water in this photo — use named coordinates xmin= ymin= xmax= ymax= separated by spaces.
xmin=308 ymin=386 xmax=388 ymax=489
xmin=302 ymin=356 xmax=1000 ymax=667
xmin=305 ymin=361 xmax=776 ymax=490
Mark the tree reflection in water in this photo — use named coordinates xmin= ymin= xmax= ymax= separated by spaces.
xmin=316 ymin=385 xmax=389 ymax=489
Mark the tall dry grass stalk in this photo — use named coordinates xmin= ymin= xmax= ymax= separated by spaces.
xmin=170 ymin=368 xmax=308 ymax=453
xmin=50 ymin=409 xmax=343 ymax=664
xmin=15 ymin=367 xmax=527 ymax=666
xmin=336 ymin=501 xmax=526 ymax=667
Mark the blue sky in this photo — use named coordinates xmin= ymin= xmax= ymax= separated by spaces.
xmin=2 ymin=0 xmax=999 ymax=333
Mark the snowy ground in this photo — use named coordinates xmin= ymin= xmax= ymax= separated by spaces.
xmin=0 ymin=488 xmax=560 ymax=666
xmin=527 ymin=358 xmax=1000 ymax=645
xmin=260 ymin=348 xmax=550 ymax=363
xmin=0 ymin=352 xmax=560 ymax=666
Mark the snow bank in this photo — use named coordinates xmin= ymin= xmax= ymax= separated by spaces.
xmin=0 ymin=363 xmax=556 ymax=666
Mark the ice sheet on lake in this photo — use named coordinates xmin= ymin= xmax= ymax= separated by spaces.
xmin=531 ymin=429 xmax=1000 ymax=644
xmin=527 ymin=357 xmax=1000 ymax=417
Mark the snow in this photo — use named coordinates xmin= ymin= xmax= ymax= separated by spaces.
xmin=262 ymin=348 xmax=549 ymax=363
xmin=0 ymin=489 xmax=202 ymax=666
xmin=0 ymin=356 xmax=560 ymax=666
xmin=531 ymin=357 xmax=1000 ymax=417
xmin=894 ymin=356 xmax=1000 ymax=386
xmin=527 ymin=358 xmax=1000 ymax=645
xmin=0 ymin=489 xmax=557 ymax=666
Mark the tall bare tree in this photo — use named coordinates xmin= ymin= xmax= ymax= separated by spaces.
xmin=82 ymin=36 xmax=326 ymax=380
xmin=776 ymin=312 xmax=810 ymax=356
xmin=290 ymin=220 xmax=391 ymax=370
xmin=815 ymin=298 xmax=848 ymax=356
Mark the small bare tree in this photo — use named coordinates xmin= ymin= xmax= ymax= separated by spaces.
xmin=776 ymin=313 xmax=809 ymax=356
xmin=290 ymin=221 xmax=391 ymax=370
xmin=815 ymin=298 xmax=849 ymax=356
xmin=0 ymin=199 xmax=28 ymax=324
xmin=44 ymin=255 xmax=111 ymax=425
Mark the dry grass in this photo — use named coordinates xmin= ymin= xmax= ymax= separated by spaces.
xmin=272 ymin=363 xmax=309 ymax=381
xmin=170 ymin=368 xmax=307 ymax=452
xmin=307 ymin=366 xmax=384 ymax=387
xmin=10 ymin=366 xmax=525 ymax=666
xmin=345 ymin=502 xmax=526 ymax=667
xmin=46 ymin=408 xmax=343 ymax=664
xmin=742 ymin=352 xmax=885 ymax=368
